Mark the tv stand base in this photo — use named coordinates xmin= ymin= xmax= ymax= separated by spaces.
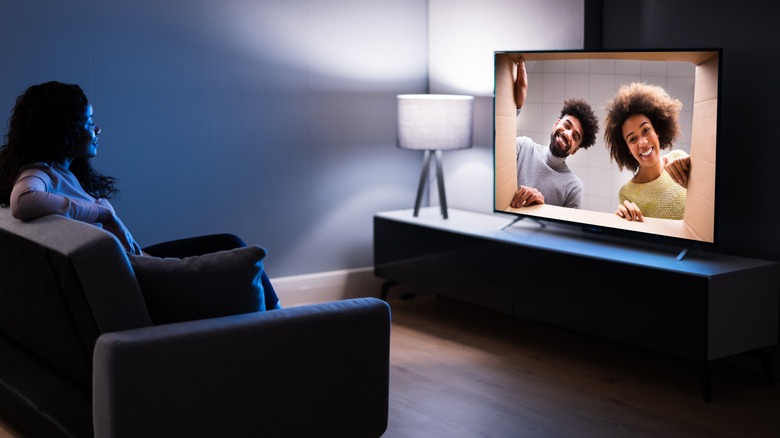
xmin=498 ymin=215 xmax=546 ymax=230
xmin=374 ymin=208 xmax=780 ymax=402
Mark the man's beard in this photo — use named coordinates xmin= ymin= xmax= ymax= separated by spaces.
xmin=549 ymin=131 xmax=569 ymax=158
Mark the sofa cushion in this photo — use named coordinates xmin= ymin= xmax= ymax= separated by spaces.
xmin=130 ymin=245 xmax=268 ymax=324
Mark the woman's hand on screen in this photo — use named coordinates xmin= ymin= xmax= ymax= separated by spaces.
xmin=664 ymin=154 xmax=691 ymax=188
xmin=616 ymin=200 xmax=644 ymax=222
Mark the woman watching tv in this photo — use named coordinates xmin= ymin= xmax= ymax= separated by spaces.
xmin=0 ymin=81 xmax=280 ymax=310
xmin=603 ymin=82 xmax=691 ymax=222
xmin=0 ymin=81 xmax=145 ymax=254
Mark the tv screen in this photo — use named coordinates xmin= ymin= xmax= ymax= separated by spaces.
xmin=493 ymin=49 xmax=721 ymax=246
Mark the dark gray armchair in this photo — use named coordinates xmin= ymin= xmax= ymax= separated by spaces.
xmin=0 ymin=207 xmax=390 ymax=438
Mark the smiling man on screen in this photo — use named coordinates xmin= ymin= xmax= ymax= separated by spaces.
xmin=510 ymin=57 xmax=599 ymax=209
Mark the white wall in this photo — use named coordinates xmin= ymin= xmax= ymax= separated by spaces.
xmin=427 ymin=0 xmax=586 ymax=214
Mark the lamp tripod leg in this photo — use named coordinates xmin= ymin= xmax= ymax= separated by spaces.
xmin=413 ymin=150 xmax=433 ymax=217
xmin=434 ymin=150 xmax=448 ymax=219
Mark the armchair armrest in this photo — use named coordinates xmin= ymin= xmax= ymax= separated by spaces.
xmin=93 ymin=297 xmax=390 ymax=438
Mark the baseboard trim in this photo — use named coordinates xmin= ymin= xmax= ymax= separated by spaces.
xmin=270 ymin=266 xmax=385 ymax=307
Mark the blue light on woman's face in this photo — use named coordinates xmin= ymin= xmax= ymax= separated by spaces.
xmin=70 ymin=104 xmax=100 ymax=160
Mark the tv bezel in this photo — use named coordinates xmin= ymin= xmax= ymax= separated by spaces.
xmin=492 ymin=48 xmax=723 ymax=250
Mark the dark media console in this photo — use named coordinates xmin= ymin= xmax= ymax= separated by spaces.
xmin=374 ymin=207 xmax=780 ymax=402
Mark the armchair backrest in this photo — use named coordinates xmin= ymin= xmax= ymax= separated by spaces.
xmin=0 ymin=207 xmax=152 ymax=389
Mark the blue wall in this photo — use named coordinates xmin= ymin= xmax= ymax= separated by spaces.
xmin=0 ymin=0 xmax=428 ymax=277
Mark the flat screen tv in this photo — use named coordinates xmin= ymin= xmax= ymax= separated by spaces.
xmin=493 ymin=49 xmax=721 ymax=249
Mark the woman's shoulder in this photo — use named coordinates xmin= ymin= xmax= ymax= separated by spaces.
xmin=17 ymin=162 xmax=54 ymax=179
xmin=619 ymin=179 xmax=636 ymax=190
xmin=15 ymin=162 xmax=72 ymax=188
xmin=619 ymin=179 xmax=638 ymax=198
xmin=19 ymin=162 xmax=53 ymax=170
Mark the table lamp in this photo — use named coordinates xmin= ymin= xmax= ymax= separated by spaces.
xmin=396 ymin=94 xmax=474 ymax=219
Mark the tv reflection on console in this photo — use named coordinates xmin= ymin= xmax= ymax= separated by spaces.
xmin=493 ymin=49 xmax=721 ymax=248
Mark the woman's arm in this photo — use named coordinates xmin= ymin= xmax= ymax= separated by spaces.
xmin=95 ymin=203 xmax=144 ymax=255
xmin=11 ymin=171 xmax=142 ymax=255
xmin=10 ymin=173 xmax=100 ymax=222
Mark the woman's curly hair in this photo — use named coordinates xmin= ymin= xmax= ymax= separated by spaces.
xmin=0 ymin=81 xmax=117 ymax=206
xmin=603 ymin=82 xmax=682 ymax=172
xmin=560 ymin=97 xmax=599 ymax=150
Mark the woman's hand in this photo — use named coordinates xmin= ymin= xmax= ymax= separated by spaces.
xmin=510 ymin=185 xmax=544 ymax=208
xmin=95 ymin=203 xmax=138 ymax=254
xmin=616 ymin=200 xmax=644 ymax=222
xmin=664 ymin=154 xmax=691 ymax=188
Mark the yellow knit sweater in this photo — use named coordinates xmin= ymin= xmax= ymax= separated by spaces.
xmin=618 ymin=151 xmax=687 ymax=220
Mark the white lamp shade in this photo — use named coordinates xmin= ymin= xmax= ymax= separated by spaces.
xmin=396 ymin=94 xmax=474 ymax=150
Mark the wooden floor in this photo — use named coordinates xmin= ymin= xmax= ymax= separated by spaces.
xmin=0 ymin=422 xmax=19 ymax=438
xmin=1 ymin=293 xmax=777 ymax=438
xmin=383 ymin=293 xmax=780 ymax=438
